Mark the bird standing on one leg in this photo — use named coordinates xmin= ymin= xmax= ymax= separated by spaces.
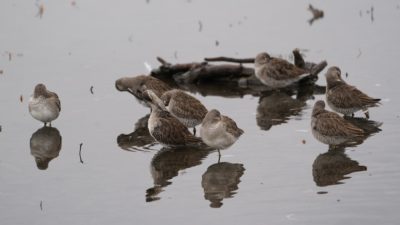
xmin=200 ymin=109 xmax=243 ymax=159
xmin=29 ymin=84 xmax=61 ymax=127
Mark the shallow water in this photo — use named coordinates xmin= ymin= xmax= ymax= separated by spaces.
xmin=1 ymin=0 xmax=400 ymax=224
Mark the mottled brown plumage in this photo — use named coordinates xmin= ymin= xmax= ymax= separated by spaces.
xmin=161 ymin=89 xmax=208 ymax=134
xmin=311 ymin=100 xmax=365 ymax=146
xmin=115 ymin=75 xmax=172 ymax=107
xmin=255 ymin=52 xmax=309 ymax=88
xmin=146 ymin=90 xmax=202 ymax=147
xmin=325 ymin=66 xmax=381 ymax=118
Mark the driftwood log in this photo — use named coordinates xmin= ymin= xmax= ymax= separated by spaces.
xmin=151 ymin=51 xmax=327 ymax=97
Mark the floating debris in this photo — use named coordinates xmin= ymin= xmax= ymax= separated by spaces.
xmin=20 ymin=95 xmax=23 ymax=103
xmin=36 ymin=3 xmax=44 ymax=18
xmin=308 ymin=4 xmax=324 ymax=25
xmin=90 ymin=86 xmax=94 ymax=94
xmin=302 ymin=139 xmax=306 ymax=144
xmin=366 ymin=6 xmax=375 ymax=23
xmin=79 ymin=143 xmax=84 ymax=164
xmin=198 ymin=20 xmax=203 ymax=32
xmin=215 ymin=40 xmax=219 ymax=46
xmin=357 ymin=48 xmax=362 ymax=58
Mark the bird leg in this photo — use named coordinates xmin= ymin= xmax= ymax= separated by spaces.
xmin=193 ymin=127 xmax=196 ymax=136
xmin=217 ymin=149 xmax=221 ymax=163
xmin=363 ymin=109 xmax=370 ymax=119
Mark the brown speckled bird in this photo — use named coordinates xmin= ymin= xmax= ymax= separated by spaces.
xmin=311 ymin=100 xmax=365 ymax=146
xmin=145 ymin=90 xmax=202 ymax=147
xmin=254 ymin=52 xmax=309 ymax=88
xmin=161 ymin=89 xmax=208 ymax=135
xmin=115 ymin=75 xmax=172 ymax=107
xmin=325 ymin=67 xmax=381 ymax=118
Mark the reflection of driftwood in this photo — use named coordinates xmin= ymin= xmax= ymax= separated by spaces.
xmin=117 ymin=114 xmax=156 ymax=152
xmin=257 ymin=91 xmax=307 ymax=130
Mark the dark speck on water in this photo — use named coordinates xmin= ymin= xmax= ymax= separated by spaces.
xmin=90 ymin=86 xmax=94 ymax=94
xmin=215 ymin=40 xmax=219 ymax=46
xmin=79 ymin=143 xmax=84 ymax=164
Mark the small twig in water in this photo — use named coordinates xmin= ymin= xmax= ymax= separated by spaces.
xmin=357 ymin=48 xmax=362 ymax=58
xmin=198 ymin=20 xmax=203 ymax=32
xmin=79 ymin=143 xmax=84 ymax=163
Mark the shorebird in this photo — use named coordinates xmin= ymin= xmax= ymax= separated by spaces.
xmin=29 ymin=84 xmax=61 ymax=126
xmin=325 ymin=66 xmax=381 ymax=118
xmin=115 ymin=75 xmax=172 ymax=107
xmin=311 ymin=100 xmax=365 ymax=147
xmin=200 ymin=109 xmax=244 ymax=157
xmin=254 ymin=52 xmax=309 ymax=88
xmin=161 ymin=89 xmax=208 ymax=135
xmin=145 ymin=90 xmax=202 ymax=147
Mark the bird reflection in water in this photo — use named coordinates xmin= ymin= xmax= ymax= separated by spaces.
xmin=117 ymin=114 xmax=156 ymax=152
xmin=312 ymin=117 xmax=382 ymax=187
xmin=256 ymin=89 xmax=310 ymax=130
xmin=30 ymin=126 xmax=62 ymax=170
xmin=201 ymin=161 xmax=245 ymax=208
xmin=146 ymin=146 xmax=213 ymax=202
xmin=312 ymin=146 xmax=366 ymax=186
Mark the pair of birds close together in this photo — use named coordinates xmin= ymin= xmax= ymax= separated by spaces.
xmin=115 ymin=76 xmax=244 ymax=152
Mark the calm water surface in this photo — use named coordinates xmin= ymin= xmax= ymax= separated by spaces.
xmin=1 ymin=0 xmax=400 ymax=224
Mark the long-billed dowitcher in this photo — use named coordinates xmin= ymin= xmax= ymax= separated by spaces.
xmin=29 ymin=84 xmax=61 ymax=126
xmin=325 ymin=67 xmax=380 ymax=118
xmin=145 ymin=90 xmax=202 ymax=147
xmin=254 ymin=52 xmax=309 ymax=88
xmin=311 ymin=100 xmax=365 ymax=146
xmin=115 ymin=75 xmax=172 ymax=107
xmin=161 ymin=89 xmax=208 ymax=135
xmin=200 ymin=109 xmax=243 ymax=156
